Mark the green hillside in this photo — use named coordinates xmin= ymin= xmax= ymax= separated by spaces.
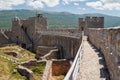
xmin=0 ymin=10 xmax=120 ymax=29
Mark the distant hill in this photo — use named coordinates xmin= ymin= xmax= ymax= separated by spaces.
xmin=0 ymin=10 xmax=120 ymax=29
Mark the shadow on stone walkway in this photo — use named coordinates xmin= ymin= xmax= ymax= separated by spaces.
xmin=88 ymin=40 xmax=111 ymax=80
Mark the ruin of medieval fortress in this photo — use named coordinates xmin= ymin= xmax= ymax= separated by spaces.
xmin=0 ymin=14 xmax=120 ymax=80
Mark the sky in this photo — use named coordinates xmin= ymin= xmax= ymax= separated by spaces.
xmin=0 ymin=0 xmax=120 ymax=17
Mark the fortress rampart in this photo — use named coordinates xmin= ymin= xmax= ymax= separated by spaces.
xmin=86 ymin=27 xmax=120 ymax=80
xmin=34 ymin=34 xmax=81 ymax=59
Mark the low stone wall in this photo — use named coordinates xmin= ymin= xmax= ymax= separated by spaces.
xmin=21 ymin=59 xmax=46 ymax=69
xmin=4 ymin=52 xmax=17 ymax=57
xmin=36 ymin=46 xmax=59 ymax=59
xmin=41 ymin=49 xmax=59 ymax=60
xmin=17 ymin=65 xmax=35 ymax=80
xmin=19 ymin=59 xmax=47 ymax=80
xmin=52 ymin=60 xmax=71 ymax=76
xmin=87 ymin=27 xmax=120 ymax=80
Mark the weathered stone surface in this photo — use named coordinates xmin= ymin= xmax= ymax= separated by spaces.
xmin=87 ymin=27 xmax=120 ymax=80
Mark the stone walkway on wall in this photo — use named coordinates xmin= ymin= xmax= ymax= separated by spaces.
xmin=77 ymin=36 xmax=110 ymax=80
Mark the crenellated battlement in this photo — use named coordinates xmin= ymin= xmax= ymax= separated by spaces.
xmin=79 ymin=16 xmax=104 ymax=30
xmin=0 ymin=28 xmax=11 ymax=32
xmin=85 ymin=16 xmax=104 ymax=28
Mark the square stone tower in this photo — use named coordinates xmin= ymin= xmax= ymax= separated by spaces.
xmin=85 ymin=16 xmax=104 ymax=28
xmin=11 ymin=14 xmax=48 ymax=50
xmin=79 ymin=16 xmax=104 ymax=31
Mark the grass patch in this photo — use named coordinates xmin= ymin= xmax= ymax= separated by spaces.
xmin=0 ymin=57 xmax=25 ymax=80
xmin=31 ymin=62 xmax=46 ymax=80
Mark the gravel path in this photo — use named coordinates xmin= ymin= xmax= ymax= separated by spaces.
xmin=78 ymin=36 xmax=109 ymax=80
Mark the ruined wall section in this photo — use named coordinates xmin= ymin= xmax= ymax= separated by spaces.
xmin=87 ymin=27 xmax=120 ymax=80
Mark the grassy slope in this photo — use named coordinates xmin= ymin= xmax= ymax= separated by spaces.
xmin=0 ymin=10 xmax=120 ymax=29
xmin=0 ymin=45 xmax=35 ymax=62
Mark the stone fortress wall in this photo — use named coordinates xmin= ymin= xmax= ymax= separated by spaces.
xmin=79 ymin=16 xmax=120 ymax=80
xmin=35 ymin=34 xmax=81 ymax=59
xmin=86 ymin=28 xmax=120 ymax=80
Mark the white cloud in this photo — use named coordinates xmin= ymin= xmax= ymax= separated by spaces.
xmin=78 ymin=7 xmax=86 ymax=10
xmin=74 ymin=3 xmax=79 ymax=6
xmin=27 ymin=0 xmax=44 ymax=8
xmin=86 ymin=0 xmax=120 ymax=10
xmin=27 ymin=0 xmax=60 ymax=8
xmin=0 ymin=0 xmax=60 ymax=9
xmin=43 ymin=0 xmax=60 ymax=7
xmin=63 ymin=0 xmax=86 ymax=4
xmin=0 ymin=0 xmax=25 ymax=9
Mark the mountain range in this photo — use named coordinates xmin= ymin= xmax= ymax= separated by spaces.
xmin=0 ymin=10 xmax=120 ymax=29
